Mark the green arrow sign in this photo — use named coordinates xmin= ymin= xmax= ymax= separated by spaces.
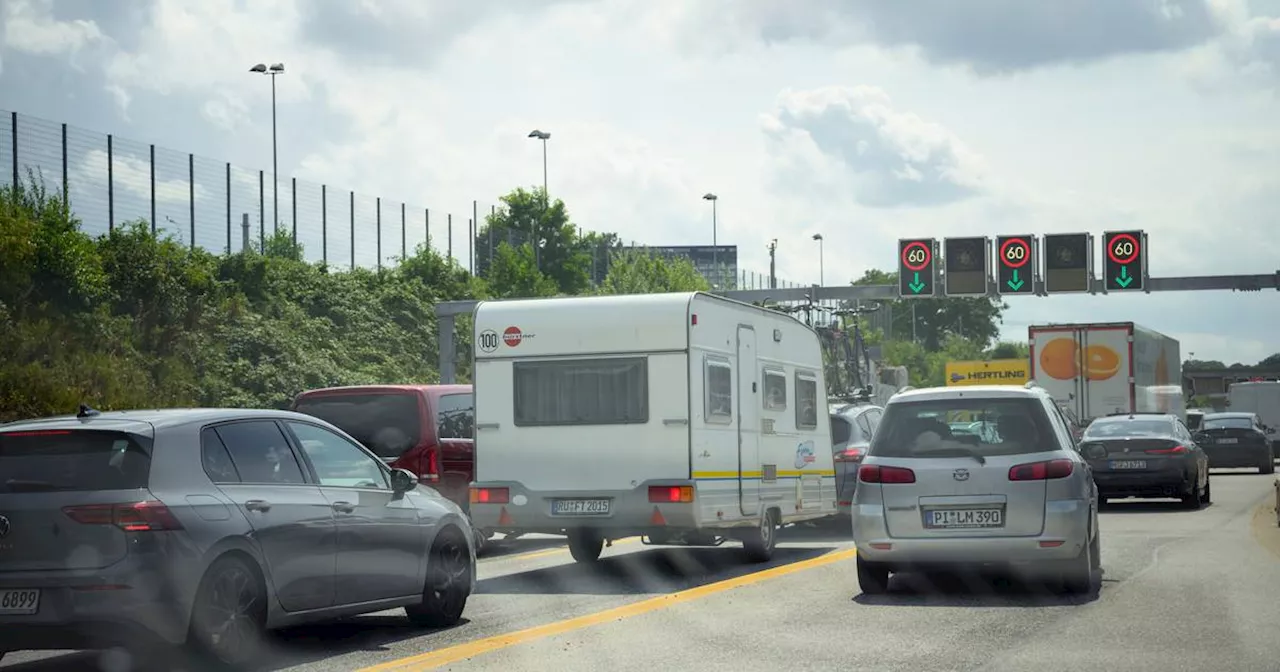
xmin=908 ymin=272 xmax=926 ymax=294
xmin=1006 ymin=269 xmax=1025 ymax=291
xmin=1114 ymin=265 xmax=1133 ymax=288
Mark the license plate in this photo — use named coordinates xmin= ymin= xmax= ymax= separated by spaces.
xmin=1216 ymin=438 xmax=1238 ymax=445
xmin=0 ymin=589 xmax=40 ymax=615
xmin=924 ymin=508 xmax=1003 ymax=529
xmin=550 ymin=499 xmax=611 ymax=516
xmin=1110 ymin=460 xmax=1148 ymax=470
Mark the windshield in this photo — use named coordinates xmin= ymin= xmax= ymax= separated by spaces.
xmin=1203 ymin=417 xmax=1254 ymax=430
xmin=869 ymin=397 xmax=1055 ymax=458
xmin=1084 ymin=419 xmax=1174 ymax=438
xmin=293 ymin=393 xmax=422 ymax=458
xmin=0 ymin=430 xmax=151 ymax=492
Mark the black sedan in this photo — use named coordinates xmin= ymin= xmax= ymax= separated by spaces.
xmin=1078 ymin=413 xmax=1210 ymax=509
xmin=1195 ymin=412 xmax=1275 ymax=474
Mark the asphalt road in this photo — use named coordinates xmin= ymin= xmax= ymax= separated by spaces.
xmin=6 ymin=468 xmax=1280 ymax=672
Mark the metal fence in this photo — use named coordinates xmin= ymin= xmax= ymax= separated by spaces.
xmin=1 ymin=109 xmax=806 ymax=289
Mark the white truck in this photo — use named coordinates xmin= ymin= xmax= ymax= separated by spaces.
xmin=1028 ymin=322 xmax=1183 ymax=425
xmin=1227 ymin=381 xmax=1280 ymax=457
xmin=467 ymin=292 xmax=837 ymax=563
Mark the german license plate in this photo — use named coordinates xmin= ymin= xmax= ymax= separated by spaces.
xmin=1110 ymin=460 xmax=1147 ymax=470
xmin=0 ymin=589 xmax=40 ymax=615
xmin=551 ymin=499 xmax=611 ymax=516
xmin=924 ymin=508 xmax=1003 ymax=529
xmin=1216 ymin=438 xmax=1238 ymax=444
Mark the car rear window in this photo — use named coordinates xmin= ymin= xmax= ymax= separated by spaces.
xmin=1203 ymin=417 xmax=1253 ymax=430
xmin=831 ymin=416 xmax=852 ymax=445
xmin=1185 ymin=414 xmax=1204 ymax=431
xmin=0 ymin=429 xmax=152 ymax=493
xmin=1083 ymin=419 xmax=1173 ymax=438
xmin=869 ymin=397 xmax=1057 ymax=458
xmin=293 ymin=393 xmax=422 ymax=459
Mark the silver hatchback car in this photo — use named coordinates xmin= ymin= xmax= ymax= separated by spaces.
xmin=851 ymin=385 xmax=1100 ymax=595
xmin=0 ymin=408 xmax=476 ymax=668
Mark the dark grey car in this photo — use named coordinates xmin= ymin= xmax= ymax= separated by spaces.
xmin=0 ymin=408 xmax=476 ymax=668
xmin=1195 ymin=412 xmax=1275 ymax=474
xmin=830 ymin=401 xmax=884 ymax=518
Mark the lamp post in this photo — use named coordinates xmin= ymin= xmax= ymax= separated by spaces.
xmin=527 ymin=129 xmax=550 ymax=270
xmin=812 ymin=233 xmax=824 ymax=287
xmin=703 ymin=193 xmax=718 ymax=288
xmin=249 ymin=62 xmax=285 ymax=233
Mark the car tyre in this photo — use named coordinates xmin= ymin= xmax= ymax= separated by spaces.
xmin=406 ymin=527 xmax=472 ymax=628
xmin=742 ymin=510 xmax=778 ymax=563
xmin=187 ymin=555 xmax=267 ymax=670
xmin=1261 ymin=460 xmax=1275 ymax=475
xmin=856 ymin=556 xmax=890 ymax=595
xmin=1201 ymin=476 xmax=1212 ymax=504
xmin=567 ymin=528 xmax=605 ymax=563
xmin=1181 ymin=480 xmax=1203 ymax=510
xmin=1061 ymin=532 xmax=1098 ymax=595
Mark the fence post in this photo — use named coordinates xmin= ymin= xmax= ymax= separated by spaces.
xmin=447 ymin=214 xmax=453 ymax=262
xmin=376 ymin=196 xmax=382 ymax=272
xmin=472 ymin=200 xmax=479 ymax=275
xmin=9 ymin=112 xmax=16 ymax=187
xmin=107 ymin=134 xmax=115 ymax=232
xmin=490 ymin=205 xmax=495 ymax=270
xmin=321 ymin=184 xmax=327 ymax=266
xmin=349 ymin=190 xmax=355 ymax=270
xmin=291 ymin=177 xmax=297 ymax=248
xmin=425 ymin=208 xmax=430 ymax=247
xmin=258 ymin=170 xmax=265 ymax=252
xmin=468 ymin=218 xmax=473 ymax=274
xmin=149 ymin=144 xmax=156 ymax=235
xmin=60 ymin=123 xmax=68 ymax=212
xmin=400 ymin=202 xmax=406 ymax=260
xmin=188 ymin=153 xmax=196 ymax=250
xmin=225 ymin=163 xmax=232 ymax=253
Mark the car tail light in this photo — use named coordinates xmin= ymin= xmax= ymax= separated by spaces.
xmin=833 ymin=448 xmax=864 ymax=463
xmin=648 ymin=485 xmax=694 ymax=503
xmin=858 ymin=465 xmax=916 ymax=484
xmin=2 ymin=430 xmax=72 ymax=437
xmin=421 ymin=447 xmax=440 ymax=482
xmin=1008 ymin=459 xmax=1074 ymax=481
xmin=469 ymin=487 xmax=509 ymax=504
xmin=62 ymin=501 xmax=184 ymax=531
xmin=1145 ymin=445 xmax=1188 ymax=455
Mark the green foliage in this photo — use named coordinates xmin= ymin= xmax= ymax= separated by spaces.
xmin=598 ymin=249 xmax=711 ymax=295
xmin=851 ymin=268 xmax=1006 ymax=350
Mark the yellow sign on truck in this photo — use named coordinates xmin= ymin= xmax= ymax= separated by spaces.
xmin=945 ymin=359 xmax=1030 ymax=387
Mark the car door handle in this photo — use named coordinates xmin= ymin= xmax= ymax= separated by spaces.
xmin=244 ymin=499 xmax=271 ymax=512
xmin=331 ymin=501 xmax=355 ymax=514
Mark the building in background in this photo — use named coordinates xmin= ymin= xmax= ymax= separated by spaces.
xmin=639 ymin=245 xmax=739 ymax=289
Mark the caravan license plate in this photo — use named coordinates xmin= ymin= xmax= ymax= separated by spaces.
xmin=551 ymin=499 xmax=611 ymax=516
xmin=1109 ymin=460 xmax=1147 ymax=470
xmin=924 ymin=508 xmax=1003 ymax=529
xmin=0 ymin=589 xmax=40 ymax=615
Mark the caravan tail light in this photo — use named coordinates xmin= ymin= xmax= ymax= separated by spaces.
xmin=470 ymin=487 xmax=509 ymax=504
xmin=858 ymin=465 xmax=915 ymax=484
xmin=1008 ymin=459 xmax=1074 ymax=481
xmin=648 ymin=485 xmax=694 ymax=503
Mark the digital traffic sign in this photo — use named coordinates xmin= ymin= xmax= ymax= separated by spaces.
xmin=995 ymin=235 xmax=1035 ymax=296
xmin=897 ymin=238 xmax=936 ymax=298
xmin=943 ymin=237 xmax=990 ymax=296
xmin=1043 ymin=233 xmax=1092 ymax=294
xmin=1102 ymin=230 xmax=1145 ymax=292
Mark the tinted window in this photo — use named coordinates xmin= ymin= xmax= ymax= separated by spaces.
xmin=514 ymin=357 xmax=649 ymax=427
xmin=865 ymin=409 xmax=883 ymax=433
xmin=795 ymin=373 xmax=819 ymax=429
xmin=288 ymin=422 xmax=388 ymax=489
xmin=293 ymin=393 xmax=422 ymax=459
xmin=831 ymin=416 xmax=853 ymax=445
xmin=763 ymin=369 xmax=787 ymax=410
xmin=201 ymin=428 xmax=240 ymax=483
xmin=1203 ymin=416 xmax=1254 ymax=430
xmin=1084 ymin=419 xmax=1174 ymax=438
xmin=1185 ymin=414 xmax=1204 ymax=431
xmin=214 ymin=421 xmax=307 ymax=484
xmin=870 ymin=397 xmax=1057 ymax=458
xmin=0 ymin=430 xmax=151 ymax=493
xmin=436 ymin=393 xmax=474 ymax=440
xmin=706 ymin=357 xmax=732 ymax=423
xmin=855 ymin=414 xmax=873 ymax=440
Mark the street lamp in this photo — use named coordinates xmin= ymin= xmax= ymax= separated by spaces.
xmin=812 ymin=233 xmax=824 ymax=287
xmin=527 ymin=129 xmax=550 ymax=270
xmin=703 ymin=193 xmax=718 ymax=288
xmin=249 ymin=62 xmax=285 ymax=233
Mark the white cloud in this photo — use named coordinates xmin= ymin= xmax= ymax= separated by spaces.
xmin=74 ymin=149 xmax=208 ymax=205
xmin=1 ymin=0 xmax=104 ymax=58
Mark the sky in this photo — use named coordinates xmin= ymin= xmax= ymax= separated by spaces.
xmin=1 ymin=0 xmax=1278 ymax=365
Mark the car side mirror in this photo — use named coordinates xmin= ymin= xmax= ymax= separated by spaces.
xmin=390 ymin=468 xmax=418 ymax=493
xmin=1082 ymin=443 xmax=1108 ymax=460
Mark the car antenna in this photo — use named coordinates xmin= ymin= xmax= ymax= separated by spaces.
xmin=77 ymin=403 xmax=101 ymax=419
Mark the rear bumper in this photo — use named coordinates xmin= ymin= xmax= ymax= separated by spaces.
xmin=1093 ymin=471 xmax=1193 ymax=498
xmin=469 ymin=480 xmax=703 ymax=536
xmin=1206 ymin=448 xmax=1271 ymax=469
xmin=852 ymin=498 xmax=1091 ymax=568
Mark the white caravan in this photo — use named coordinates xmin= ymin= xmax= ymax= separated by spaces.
xmin=467 ymin=292 xmax=836 ymax=563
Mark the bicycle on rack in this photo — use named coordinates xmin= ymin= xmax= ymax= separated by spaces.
xmin=758 ymin=295 xmax=880 ymax=402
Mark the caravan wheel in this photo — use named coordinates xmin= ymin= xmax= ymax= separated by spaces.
xmin=567 ymin=529 xmax=604 ymax=563
xmin=742 ymin=510 xmax=778 ymax=563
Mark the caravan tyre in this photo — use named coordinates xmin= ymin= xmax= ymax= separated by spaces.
xmin=742 ymin=510 xmax=777 ymax=563
xmin=567 ymin=529 xmax=604 ymax=563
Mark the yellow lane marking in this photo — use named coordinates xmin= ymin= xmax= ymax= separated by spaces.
xmin=479 ymin=536 xmax=640 ymax=564
xmin=360 ymin=548 xmax=857 ymax=672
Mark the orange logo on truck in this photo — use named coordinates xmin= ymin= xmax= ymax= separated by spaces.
xmin=1039 ymin=338 xmax=1121 ymax=381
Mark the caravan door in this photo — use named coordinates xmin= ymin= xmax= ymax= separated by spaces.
xmin=736 ymin=325 xmax=760 ymax=516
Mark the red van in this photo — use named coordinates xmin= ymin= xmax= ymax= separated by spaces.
xmin=291 ymin=384 xmax=475 ymax=510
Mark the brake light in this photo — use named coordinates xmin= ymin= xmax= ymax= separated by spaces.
xmin=421 ymin=447 xmax=440 ymax=482
xmin=62 ymin=501 xmax=183 ymax=531
xmin=469 ymin=487 xmax=509 ymax=504
xmin=1145 ymin=445 xmax=1188 ymax=455
xmin=2 ymin=430 xmax=72 ymax=437
xmin=1008 ymin=459 xmax=1074 ymax=481
xmin=858 ymin=465 xmax=916 ymax=484
xmin=833 ymin=448 xmax=864 ymax=463
xmin=648 ymin=485 xmax=695 ymax=503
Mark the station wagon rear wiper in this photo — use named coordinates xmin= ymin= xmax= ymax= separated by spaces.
xmin=913 ymin=447 xmax=987 ymax=465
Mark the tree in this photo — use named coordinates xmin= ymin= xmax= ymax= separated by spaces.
xmin=851 ymin=269 xmax=1005 ymax=350
xmin=485 ymin=242 xmax=557 ymax=299
xmin=476 ymin=187 xmax=593 ymax=295
xmin=598 ymin=249 xmax=710 ymax=295
xmin=988 ymin=341 xmax=1029 ymax=360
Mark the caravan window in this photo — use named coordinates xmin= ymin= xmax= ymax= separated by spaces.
xmin=705 ymin=355 xmax=733 ymax=424
xmin=513 ymin=357 xmax=649 ymax=427
xmin=796 ymin=372 xmax=819 ymax=429
xmin=763 ymin=368 xmax=787 ymax=411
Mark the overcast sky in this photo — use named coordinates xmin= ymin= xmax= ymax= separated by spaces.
xmin=2 ymin=0 xmax=1278 ymax=364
